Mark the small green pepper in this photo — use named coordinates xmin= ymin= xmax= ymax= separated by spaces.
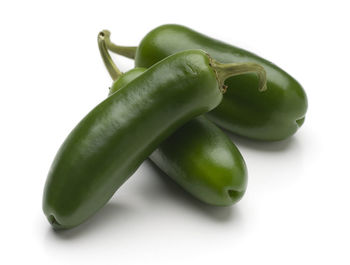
xmin=107 ymin=24 xmax=308 ymax=141
xmin=43 ymin=36 xmax=267 ymax=229
xmin=101 ymin=31 xmax=248 ymax=206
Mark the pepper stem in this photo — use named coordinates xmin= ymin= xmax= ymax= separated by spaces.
xmin=210 ymin=59 xmax=267 ymax=93
xmin=98 ymin=30 xmax=122 ymax=81
xmin=103 ymin=31 xmax=137 ymax=59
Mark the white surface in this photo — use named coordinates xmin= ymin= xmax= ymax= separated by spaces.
xmin=1 ymin=0 xmax=349 ymax=264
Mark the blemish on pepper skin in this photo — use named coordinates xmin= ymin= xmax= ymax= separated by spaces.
xmin=227 ymin=189 xmax=241 ymax=201
xmin=48 ymin=214 xmax=60 ymax=226
xmin=296 ymin=117 xmax=305 ymax=127
xmin=185 ymin=62 xmax=198 ymax=75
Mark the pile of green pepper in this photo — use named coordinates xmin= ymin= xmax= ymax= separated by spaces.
xmin=43 ymin=24 xmax=307 ymax=230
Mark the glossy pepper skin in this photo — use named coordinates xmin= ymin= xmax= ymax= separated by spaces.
xmin=109 ymin=68 xmax=247 ymax=206
xmin=43 ymin=50 xmax=224 ymax=229
xmin=109 ymin=24 xmax=307 ymax=141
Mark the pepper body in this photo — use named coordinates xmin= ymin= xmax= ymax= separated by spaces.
xmin=110 ymin=69 xmax=247 ymax=206
xmin=133 ymin=24 xmax=307 ymax=141
xmin=43 ymin=50 xmax=222 ymax=229
xmin=108 ymin=68 xmax=146 ymax=96
xmin=150 ymin=116 xmax=247 ymax=205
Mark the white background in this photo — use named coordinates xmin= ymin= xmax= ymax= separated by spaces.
xmin=1 ymin=0 xmax=349 ymax=264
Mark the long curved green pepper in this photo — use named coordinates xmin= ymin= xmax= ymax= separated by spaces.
xmin=42 ymin=33 xmax=267 ymax=229
xmin=100 ymin=31 xmax=249 ymax=206
xmin=106 ymin=24 xmax=308 ymax=141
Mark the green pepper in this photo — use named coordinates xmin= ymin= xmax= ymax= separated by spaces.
xmin=107 ymin=24 xmax=308 ymax=141
xmin=43 ymin=35 xmax=267 ymax=229
xmin=101 ymin=31 xmax=248 ymax=206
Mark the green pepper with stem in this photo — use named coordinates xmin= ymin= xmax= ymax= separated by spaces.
xmin=100 ymin=31 xmax=249 ymax=206
xmin=107 ymin=24 xmax=307 ymax=141
xmin=42 ymin=35 xmax=267 ymax=229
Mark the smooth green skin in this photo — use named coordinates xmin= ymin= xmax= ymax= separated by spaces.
xmin=108 ymin=68 xmax=146 ymax=96
xmin=133 ymin=24 xmax=308 ymax=141
xmin=110 ymin=69 xmax=247 ymax=206
xmin=43 ymin=50 xmax=222 ymax=229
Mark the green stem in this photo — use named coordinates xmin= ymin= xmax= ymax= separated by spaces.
xmin=103 ymin=30 xmax=137 ymax=59
xmin=98 ymin=30 xmax=122 ymax=81
xmin=210 ymin=59 xmax=267 ymax=93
